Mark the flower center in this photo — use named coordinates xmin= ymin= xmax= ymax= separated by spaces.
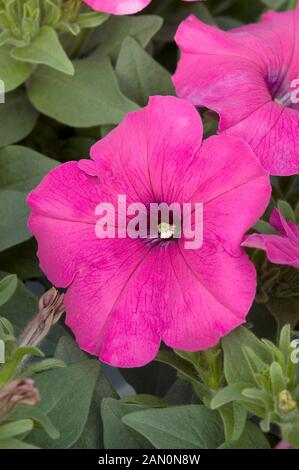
xmin=157 ymin=222 xmax=176 ymax=240
xmin=274 ymin=92 xmax=294 ymax=108
xmin=266 ymin=71 xmax=298 ymax=109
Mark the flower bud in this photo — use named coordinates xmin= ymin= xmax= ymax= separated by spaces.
xmin=18 ymin=288 xmax=65 ymax=348
xmin=277 ymin=390 xmax=297 ymax=413
xmin=0 ymin=378 xmax=40 ymax=418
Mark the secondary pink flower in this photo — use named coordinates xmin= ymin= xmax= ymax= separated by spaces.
xmin=173 ymin=6 xmax=299 ymax=176
xmin=27 ymin=96 xmax=270 ymax=368
xmin=243 ymin=209 xmax=299 ymax=269
xmin=275 ymin=440 xmax=293 ymax=450
xmin=83 ymin=0 xmax=201 ymax=15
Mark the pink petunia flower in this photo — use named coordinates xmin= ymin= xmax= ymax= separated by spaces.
xmin=27 ymin=96 xmax=271 ymax=367
xmin=173 ymin=5 xmax=299 ymax=176
xmin=243 ymin=209 xmax=299 ymax=269
xmin=275 ymin=440 xmax=293 ymax=449
xmin=83 ymin=0 xmax=201 ymax=15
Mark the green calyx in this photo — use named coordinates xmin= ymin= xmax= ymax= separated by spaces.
xmin=0 ymin=0 xmax=108 ymax=47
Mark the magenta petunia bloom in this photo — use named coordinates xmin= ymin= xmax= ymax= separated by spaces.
xmin=83 ymin=0 xmax=201 ymax=15
xmin=27 ymin=96 xmax=271 ymax=367
xmin=243 ymin=209 xmax=299 ymax=269
xmin=173 ymin=6 xmax=299 ymax=176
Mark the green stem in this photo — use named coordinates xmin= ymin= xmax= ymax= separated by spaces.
xmin=69 ymin=27 xmax=90 ymax=59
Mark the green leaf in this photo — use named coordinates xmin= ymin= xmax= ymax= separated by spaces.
xmin=73 ymin=374 xmax=117 ymax=449
xmin=0 ymin=438 xmax=38 ymax=449
xmin=253 ymin=219 xmax=277 ymax=234
xmin=28 ymin=53 xmax=137 ymax=127
xmin=259 ymin=0 xmax=287 ymax=9
xmin=241 ymin=388 xmax=271 ymax=407
xmin=0 ymin=419 xmax=33 ymax=440
xmin=211 ymin=383 xmax=253 ymax=409
xmin=123 ymin=405 xmax=224 ymax=449
xmin=0 ymin=345 xmax=44 ymax=385
xmin=54 ymin=336 xmax=117 ymax=449
xmin=218 ymin=403 xmax=247 ymax=444
xmin=0 ymin=272 xmax=37 ymax=329
xmin=283 ymin=423 xmax=299 ymax=449
xmin=121 ymin=395 xmax=166 ymax=408
xmin=27 ymin=360 xmax=100 ymax=448
xmin=269 ymin=362 xmax=287 ymax=395
xmin=8 ymin=405 xmax=59 ymax=440
xmin=116 ymin=37 xmax=174 ymax=106
xmin=19 ymin=358 xmax=65 ymax=379
xmin=277 ymin=200 xmax=295 ymax=222
xmin=0 ymin=145 xmax=57 ymax=192
xmin=76 ymin=12 xmax=109 ymax=29
xmin=279 ymin=324 xmax=291 ymax=362
xmin=11 ymin=26 xmax=74 ymax=76
xmin=164 ymin=378 xmax=196 ymax=406
xmin=155 ymin=350 xmax=200 ymax=384
xmin=0 ymin=274 xmax=17 ymax=307
xmin=222 ymin=326 xmax=272 ymax=384
xmin=0 ymin=89 xmax=38 ymax=146
xmin=219 ymin=422 xmax=270 ymax=449
xmin=0 ymin=47 xmax=32 ymax=92
xmin=0 ymin=191 xmax=31 ymax=252
xmin=101 ymin=398 xmax=153 ymax=449
xmin=95 ymin=15 xmax=163 ymax=61
xmin=54 ymin=336 xmax=87 ymax=365
xmin=242 ymin=346 xmax=269 ymax=377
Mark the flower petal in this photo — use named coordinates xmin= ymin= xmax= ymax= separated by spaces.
xmin=160 ymin=243 xmax=255 ymax=351
xmin=243 ymin=233 xmax=299 ymax=269
xmin=64 ymin=239 xmax=160 ymax=367
xmin=83 ymin=0 xmax=151 ymax=15
xmin=88 ymin=96 xmax=203 ymax=204
xmin=222 ymin=101 xmax=299 ymax=175
xmin=173 ymin=16 xmax=271 ymax=131
xmin=173 ymin=10 xmax=299 ymax=176
xmin=179 ymin=135 xmax=271 ymax=248
xmin=27 ymin=162 xmax=108 ymax=286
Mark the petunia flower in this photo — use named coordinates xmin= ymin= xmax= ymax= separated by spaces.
xmin=243 ymin=209 xmax=299 ymax=269
xmin=83 ymin=0 xmax=201 ymax=15
xmin=27 ymin=96 xmax=271 ymax=367
xmin=173 ymin=6 xmax=299 ymax=176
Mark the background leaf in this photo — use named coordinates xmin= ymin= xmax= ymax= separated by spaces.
xmin=28 ymin=53 xmax=137 ymax=127
xmin=219 ymin=422 xmax=270 ymax=449
xmin=123 ymin=405 xmax=224 ymax=449
xmin=101 ymin=398 xmax=153 ymax=449
xmin=93 ymin=15 xmax=163 ymax=60
xmin=0 ymin=145 xmax=58 ymax=192
xmin=222 ymin=326 xmax=272 ymax=384
xmin=0 ymin=191 xmax=31 ymax=251
xmin=0 ymin=47 xmax=32 ymax=92
xmin=26 ymin=359 xmax=100 ymax=448
xmin=116 ymin=37 xmax=174 ymax=106
xmin=0 ymin=274 xmax=17 ymax=307
xmin=55 ymin=337 xmax=117 ymax=449
xmin=11 ymin=27 xmax=74 ymax=76
xmin=0 ymin=89 xmax=38 ymax=146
